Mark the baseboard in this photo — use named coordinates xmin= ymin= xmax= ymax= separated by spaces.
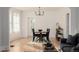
xmin=0 ymin=46 xmax=9 ymax=52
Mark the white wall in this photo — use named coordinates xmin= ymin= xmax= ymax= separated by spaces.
xmin=20 ymin=11 xmax=29 ymax=38
xmin=70 ymin=8 xmax=77 ymax=35
xmin=0 ymin=7 xmax=9 ymax=51
xmin=70 ymin=7 xmax=79 ymax=35
xmin=76 ymin=8 xmax=79 ymax=33
xmin=21 ymin=7 xmax=71 ymax=38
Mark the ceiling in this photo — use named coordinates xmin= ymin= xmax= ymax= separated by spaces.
xmin=11 ymin=7 xmax=68 ymax=12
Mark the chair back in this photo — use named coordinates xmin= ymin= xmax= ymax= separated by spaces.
xmin=32 ymin=28 xmax=35 ymax=35
xmin=47 ymin=28 xmax=50 ymax=35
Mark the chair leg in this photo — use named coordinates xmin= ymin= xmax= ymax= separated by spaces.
xmin=36 ymin=37 xmax=39 ymax=42
xmin=43 ymin=37 xmax=47 ymax=42
xmin=33 ymin=36 xmax=35 ymax=41
xmin=47 ymin=36 xmax=50 ymax=42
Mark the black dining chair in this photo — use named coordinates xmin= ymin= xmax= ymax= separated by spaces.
xmin=43 ymin=28 xmax=50 ymax=42
xmin=32 ymin=28 xmax=40 ymax=41
xmin=46 ymin=29 xmax=50 ymax=42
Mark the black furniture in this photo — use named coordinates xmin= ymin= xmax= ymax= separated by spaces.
xmin=42 ymin=28 xmax=50 ymax=42
xmin=61 ymin=33 xmax=79 ymax=52
xmin=32 ymin=28 xmax=40 ymax=41
xmin=43 ymin=42 xmax=55 ymax=52
xmin=38 ymin=29 xmax=44 ymax=42
xmin=32 ymin=28 xmax=50 ymax=42
xmin=46 ymin=29 xmax=50 ymax=42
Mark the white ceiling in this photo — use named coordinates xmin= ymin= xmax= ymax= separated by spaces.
xmin=12 ymin=7 xmax=67 ymax=11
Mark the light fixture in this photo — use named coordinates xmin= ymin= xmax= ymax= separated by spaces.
xmin=35 ymin=7 xmax=44 ymax=16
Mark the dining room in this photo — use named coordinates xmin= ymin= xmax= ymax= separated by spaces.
xmin=9 ymin=7 xmax=71 ymax=52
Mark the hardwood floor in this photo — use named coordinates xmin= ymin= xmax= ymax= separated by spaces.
xmin=9 ymin=37 xmax=62 ymax=52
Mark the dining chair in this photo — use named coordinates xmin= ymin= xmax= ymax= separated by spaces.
xmin=46 ymin=28 xmax=50 ymax=42
xmin=32 ymin=28 xmax=40 ymax=41
xmin=43 ymin=28 xmax=50 ymax=42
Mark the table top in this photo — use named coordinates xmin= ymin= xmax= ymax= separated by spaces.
xmin=35 ymin=31 xmax=47 ymax=34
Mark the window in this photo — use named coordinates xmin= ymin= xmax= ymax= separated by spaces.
xmin=9 ymin=11 xmax=20 ymax=33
